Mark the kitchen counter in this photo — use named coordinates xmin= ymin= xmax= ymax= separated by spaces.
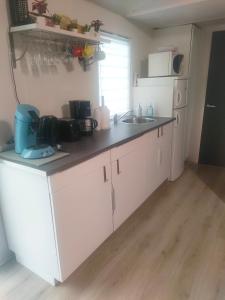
xmin=0 ymin=117 xmax=174 ymax=175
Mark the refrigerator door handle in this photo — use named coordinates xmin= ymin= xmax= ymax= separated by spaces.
xmin=175 ymin=90 xmax=182 ymax=107
xmin=174 ymin=111 xmax=179 ymax=127
xmin=177 ymin=91 xmax=181 ymax=105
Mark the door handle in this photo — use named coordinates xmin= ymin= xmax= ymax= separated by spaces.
xmin=206 ymin=104 xmax=216 ymax=108
xmin=161 ymin=126 xmax=163 ymax=136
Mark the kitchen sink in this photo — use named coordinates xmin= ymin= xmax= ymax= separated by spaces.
xmin=122 ymin=117 xmax=155 ymax=124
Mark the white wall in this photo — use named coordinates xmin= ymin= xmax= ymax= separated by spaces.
xmin=11 ymin=0 xmax=152 ymax=120
xmin=0 ymin=0 xmax=13 ymax=265
xmin=0 ymin=0 xmax=17 ymax=146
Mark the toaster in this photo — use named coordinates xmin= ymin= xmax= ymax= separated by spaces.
xmin=58 ymin=118 xmax=81 ymax=142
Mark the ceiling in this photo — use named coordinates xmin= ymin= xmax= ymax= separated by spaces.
xmin=88 ymin=0 xmax=225 ymax=28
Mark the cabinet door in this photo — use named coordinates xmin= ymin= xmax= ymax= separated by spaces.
xmin=145 ymin=123 xmax=173 ymax=198
xmin=111 ymin=137 xmax=146 ymax=230
xmin=145 ymin=128 xmax=161 ymax=196
xmin=173 ymin=79 xmax=188 ymax=109
xmin=170 ymin=109 xmax=186 ymax=180
xmin=159 ymin=123 xmax=173 ymax=183
xmin=49 ymin=151 xmax=113 ymax=282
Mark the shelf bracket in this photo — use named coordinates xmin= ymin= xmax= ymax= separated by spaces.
xmin=9 ymin=32 xmax=17 ymax=69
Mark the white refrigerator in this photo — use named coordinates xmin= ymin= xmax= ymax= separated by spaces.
xmin=133 ymin=77 xmax=188 ymax=181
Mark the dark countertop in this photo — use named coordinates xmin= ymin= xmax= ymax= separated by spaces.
xmin=0 ymin=117 xmax=174 ymax=175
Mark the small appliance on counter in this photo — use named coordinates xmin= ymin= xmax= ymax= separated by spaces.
xmin=58 ymin=118 xmax=81 ymax=142
xmin=38 ymin=115 xmax=59 ymax=146
xmin=15 ymin=104 xmax=40 ymax=154
xmin=15 ymin=104 xmax=56 ymax=159
xmin=21 ymin=144 xmax=55 ymax=159
xmin=77 ymin=118 xmax=98 ymax=135
xmin=148 ymin=51 xmax=184 ymax=77
xmin=69 ymin=100 xmax=98 ymax=135
xmin=69 ymin=100 xmax=91 ymax=119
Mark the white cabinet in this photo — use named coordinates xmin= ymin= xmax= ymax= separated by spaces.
xmin=158 ymin=123 xmax=173 ymax=184
xmin=0 ymin=163 xmax=59 ymax=285
xmin=145 ymin=123 xmax=173 ymax=197
xmin=111 ymin=137 xmax=146 ymax=230
xmin=49 ymin=151 xmax=113 ymax=282
xmin=0 ymin=122 xmax=173 ymax=285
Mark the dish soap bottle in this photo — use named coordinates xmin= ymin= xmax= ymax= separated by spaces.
xmin=146 ymin=104 xmax=154 ymax=117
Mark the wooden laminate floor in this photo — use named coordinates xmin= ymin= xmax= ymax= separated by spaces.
xmin=1 ymin=164 xmax=225 ymax=300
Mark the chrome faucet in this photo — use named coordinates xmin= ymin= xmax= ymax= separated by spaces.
xmin=137 ymin=104 xmax=143 ymax=118
xmin=113 ymin=110 xmax=134 ymax=124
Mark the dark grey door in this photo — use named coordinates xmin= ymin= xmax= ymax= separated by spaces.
xmin=199 ymin=31 xmax=225 ymax=166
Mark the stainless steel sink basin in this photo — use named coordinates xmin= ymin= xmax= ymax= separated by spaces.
xmin=122 ymin=117 xmax=155 ymax=124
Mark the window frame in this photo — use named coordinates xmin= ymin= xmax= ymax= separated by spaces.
xmin=98 ymin=32 xmax=132 ymax=115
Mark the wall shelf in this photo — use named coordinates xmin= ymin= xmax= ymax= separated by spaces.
xmin=9 ymin=23 xmax=101 ymax=69
xmin=10 ymin=23 xmax=100 ymax=44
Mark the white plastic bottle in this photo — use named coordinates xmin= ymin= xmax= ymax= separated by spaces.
xmin=93 ymin=106 xmax=102 ymax=131
xmin=101 ymin=96 xmax=110 ymax=130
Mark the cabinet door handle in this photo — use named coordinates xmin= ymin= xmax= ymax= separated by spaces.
xmin=157 ymin=128 xmax=160 ymax=138
xmin=117 ymin=159 xmax=121 ymax=175
xmin=103 ymin=166 xmax=108 ymax=183
xmin=161 ymin=126 xmax=163 ymax=136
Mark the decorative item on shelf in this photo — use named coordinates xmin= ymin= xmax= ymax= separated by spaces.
xmin=52 ymin=14 xmax=62 ymax=29
xmin=59 ymin=15 xmax=72 ymax=30
xmin=68 ymin=20 xmax=78 ymax=32
xmin=77 ymin=24 xmax=85 ymax=34
xmin=78 ymin=43 xmax=105 ymax=71
xmin=9 ymin=0 xmax=34 ymax=26
xmin=72 ymin=45 xmax=84 ymax=58
xmin=83 ymin=24 xmax=91 ymax=34
xmin=45 ymin=18 xmax=54 ymax=27
xmin=94 ymin=44 xmax=106 ymax=61
xmin=31 ymin=0 xmax=49 ymax=26
xmin=83 ymin=44 xmax=95 ymax=58
xmin=32 ymin=0 xmax=48 ymax=15
xmin=91 ymin=19 xmax=103 ymax=36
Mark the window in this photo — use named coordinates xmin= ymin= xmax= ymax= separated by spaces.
xmin=99 ymin=33 xmax=131 ymax=115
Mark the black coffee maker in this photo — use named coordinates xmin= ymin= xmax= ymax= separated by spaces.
xmin=38 ymin=115 xmax=59 ymax=146
xmin=69 ymin=100 xmax=98 ymax=135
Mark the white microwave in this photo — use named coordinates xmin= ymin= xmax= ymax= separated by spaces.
xmin=148 ymin=51 xmax=184 ymax=77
